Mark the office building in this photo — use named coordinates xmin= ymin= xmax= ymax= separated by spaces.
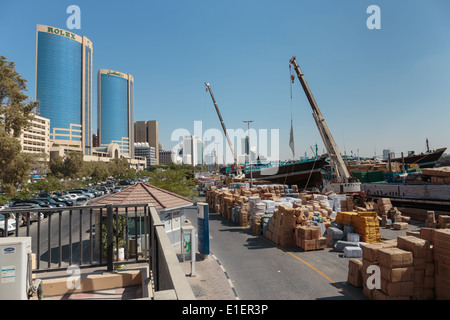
xmin=98 ymin=69 xmax=134 ymax=158
xmin=181 ymin=136 xmax=204 ymax=166
xmin=134 ymin=120 xmax=159 ymax=164
xmin=159 ymin=150 xmax=176 ymax=165
xmin=35 ymin=24 xmax=93 ymax=156
xmin=134 ymin=142 xmax=157 ymax=168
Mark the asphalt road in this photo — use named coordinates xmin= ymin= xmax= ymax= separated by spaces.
xmin=184 ymin=196 xmax=423 ymax=300
xmin=14 ymin=202 xmax=97 ymax=270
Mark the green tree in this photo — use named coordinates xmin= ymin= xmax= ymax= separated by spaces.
xmin=147 ymin=168 xmax=197 ymax=199
xmin=0 ymin=55 xmax=38 ymax=137
xmin=0 ymin=56 xmax=39 ymax=197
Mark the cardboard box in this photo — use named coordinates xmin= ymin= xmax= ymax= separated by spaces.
xmin=435 ymin=275 xmax=450 ymax=300
xmin=420 ymin=227 xmax=435 ymax=244
xmin=397 ymin=235 xmax=430 ymax=258
xmin=438 ymin=215 xmax=450 ymax=227
xmin=378 ymin=248 xmax=413 ymax=268
xmin=300 ymin=239 xmax=317 ymax=251
xmin=361 ymin=242 xmax=396 ymax=262
xmin=380 ymin=266 xmax=414 ymax=282
xmin=380 ymin=279 xmax=414 ymax=296
xmin=393 ymin=222 xmax=408 ymax=230
xmin=347 ymin=259 xmax=363 ymax=288
xmin=412 ymin=288 xmax=434 ymax=300
xmin=373 ymin=289 xmax=411 ymax=300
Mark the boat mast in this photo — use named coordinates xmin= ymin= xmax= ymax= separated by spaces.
xmin=289 ymin=56 xmax=351 ymax=181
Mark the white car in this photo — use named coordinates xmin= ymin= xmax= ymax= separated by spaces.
xmin=0 ymin=213 xmax=16 ymax=237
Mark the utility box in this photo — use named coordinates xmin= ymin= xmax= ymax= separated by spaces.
xmin=197 ymin=202 xmax=210 ymax=256
xmin=0 ymin=237 xmax=32 ymax=300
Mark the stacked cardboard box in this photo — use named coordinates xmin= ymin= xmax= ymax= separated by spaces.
xmin=421 ymin=166 xmax=450 ymax=184
xmin=251 ymin=216 xmax=262 ymax=236
xmin=340 ymin=196 xmax=354 ymax=212
xmin=378 ymin=247 xmax=414 ymax=299
xmin=376 ymin=198 xmax=392 ymax=217
xmin=351 ymin=212 xmax=381 ymax=244
xmin=360 ymin=240 xmax=397 ymax=300
xmin=393 ymin=222 xmax=409 ymax=230
xmin=265 ymin=205 xmax=296 ymax=247
xmin=425 ymin=211 xmax=437 ymax=228
xmin=433 ymin=229 xmax=450 ymax=300
xmin=438 ymin=215 xmax=450 ymax=228
xmin=294 ymin=225 xmax=326 ymax=251
xmin=397 ymin=235 xmax=434 ymax=299
xmin=347 ymin=258 xmax=363 ymax=288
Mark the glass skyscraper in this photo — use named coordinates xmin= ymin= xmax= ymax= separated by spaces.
xmin=35 ymin=24 xmax=93 ymax=155
xmin=98 ymin=69 xmax=134 ymax=158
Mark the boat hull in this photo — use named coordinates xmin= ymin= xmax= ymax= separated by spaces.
xmin=389 ymin=148 xmax=447 ymax=169
xmin=245 ymin=158 xmax=328 ymax=189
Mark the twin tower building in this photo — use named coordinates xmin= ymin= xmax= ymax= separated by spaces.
xmin=35 ymin=24 xmax=135 ymax=161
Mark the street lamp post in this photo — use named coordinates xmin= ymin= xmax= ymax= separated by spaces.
xmin=243 ymin=120 xmax=254 ymax=187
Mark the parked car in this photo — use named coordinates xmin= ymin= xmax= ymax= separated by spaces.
xmin=113 ymin=186 xmax=123 ymax=193
xmin=80 ymin=188 xmax=101 ymax=197
xmin=35 ymin=198 xmax=66 ymax=208
xmin=68 ymin=189 xmax=93 ymax=199
xmin=9 ymin=203 xmax=43 ymax=226
xmin=12 ymin=199 xmax=56 ymax=209
xmin=0 ymin=213 xmax=16 ymax=236
xmin=94 ymin=186 xmax=109 ymax=194
xmin=51 ymin=196 xmax=74 ymax=206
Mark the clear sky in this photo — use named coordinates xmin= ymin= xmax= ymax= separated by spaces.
xmin=2 ymin=0 xmax=450 ymax=162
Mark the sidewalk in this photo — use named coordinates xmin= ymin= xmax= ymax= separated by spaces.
xmin=176 ymin=249 xmax=239 ymax=300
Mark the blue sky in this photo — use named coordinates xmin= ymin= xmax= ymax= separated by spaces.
xmin=2 ymin=0 xmax=450 ymax=161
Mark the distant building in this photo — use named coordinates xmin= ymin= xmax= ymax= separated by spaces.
xmin=98 ymin=69 xmax=134 ymax=159
xmin=18 ymin=113 xmax=50 ymax=156
xmin=159 ymin=150 xmax=176 ymax=164
xmin=134 ymin=120 xmax=159 ymax=164
xmin=134 ymin=142 xmax=156 ymax=169
xmin=383 ymin=149 xmax=395 ymax=161
xmin=182 ymin=136 xmax=204 ymax=166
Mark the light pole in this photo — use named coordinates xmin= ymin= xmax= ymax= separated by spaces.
xmin=243 ymin=120 xmax=254 ymax=187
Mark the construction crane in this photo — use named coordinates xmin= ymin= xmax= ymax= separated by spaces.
xmin=289 ymin=56 xmax=360 ymax=193
xmin=205 ymin=82 xmax=245 ymax=179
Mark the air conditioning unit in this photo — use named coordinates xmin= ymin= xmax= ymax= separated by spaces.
xmin=0 ymin=237 xmax=42 ymax=300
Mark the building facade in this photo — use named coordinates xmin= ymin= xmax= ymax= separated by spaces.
xmin=19 ymin=113 xmax=50 ymax=156
xmin=134 ymin=120 xmax=159 ymax=164
xmin=134 ymin=142 xmax=157 ymax=168
xmin=181 ymin=136 xmax=204 ymax=166
xmin=98 ymin=69 xmax=134 ymax=158
xmin=159 ymin=150 xmax=175 ymax=164
xmin=35 ymin=24 xmax=93 ymax=156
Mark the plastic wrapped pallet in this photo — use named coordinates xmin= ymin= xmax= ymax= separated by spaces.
xmin=344 ymin=246 xmax=363 ymax=258
xmin=326 ymin=227 xmax=344 ymax=240
xmin=347 ymin=232 xmax=360 ymax=243
xmin=334 ymin=240 xmax=360 ymax=253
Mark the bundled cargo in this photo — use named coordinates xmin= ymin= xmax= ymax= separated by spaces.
xmin=347 ymin=259 xmax=363 ymax=288
xmin=351 ymin=212 xmax=381 ymax=244
xmin=397 ymin=235 xmax=434 ymax=300
xmin=294 ymin=225 xmax=326 ymax=251
xmin=433 ymin=229 xmax=450 ymax=300
xmin=377 ymin=247 xmax=414 ymax=299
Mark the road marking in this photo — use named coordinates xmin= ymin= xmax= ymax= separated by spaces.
xmin=262 ymin=236 xmax=359 ymax=300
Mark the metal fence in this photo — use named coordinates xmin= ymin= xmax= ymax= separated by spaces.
xmin=0 ymin=202 xmax=195 ymax=299
xmin=0 ymin=203 xmax=151 ymax=272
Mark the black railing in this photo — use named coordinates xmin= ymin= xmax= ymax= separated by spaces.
xmin=0 ymin=203 xmax=151 ymax=273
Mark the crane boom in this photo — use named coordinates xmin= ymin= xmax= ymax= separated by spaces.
xmin=205 ymin=82 xmax=244 ymax=178
xmin=289 ymin=56 xmax=351 ymax=181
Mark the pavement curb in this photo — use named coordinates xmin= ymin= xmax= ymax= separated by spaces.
xmin=211 ymin=252 xmax=240 ymax=300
